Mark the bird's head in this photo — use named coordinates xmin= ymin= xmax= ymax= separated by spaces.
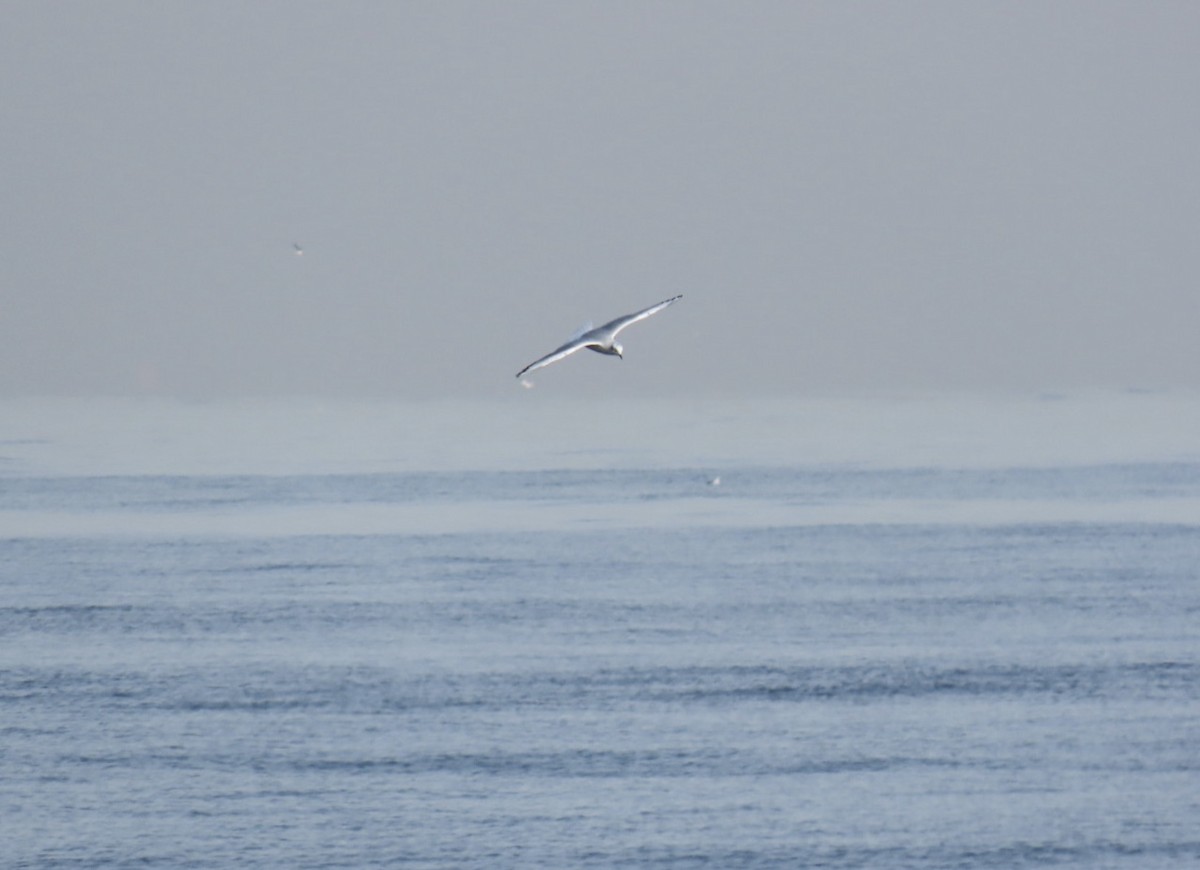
xmin=613 ymin=342 xmax=624 ymax=359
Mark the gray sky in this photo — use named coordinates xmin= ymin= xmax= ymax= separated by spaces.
xmin=3 ymin=2 xmax=1198 ymax=398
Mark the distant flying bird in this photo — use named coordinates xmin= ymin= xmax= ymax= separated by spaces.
xmin=515 ymin=295 xmax=683 ymax=380
xmin=293 ymin=243 xmax=304 ymax=256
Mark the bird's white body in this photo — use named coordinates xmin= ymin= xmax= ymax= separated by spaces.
xmin=515 ymin=295 xmax=682 ymax=379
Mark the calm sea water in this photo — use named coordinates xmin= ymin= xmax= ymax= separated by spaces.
xmin=3 ymin=394 xmax=1199 ymax=868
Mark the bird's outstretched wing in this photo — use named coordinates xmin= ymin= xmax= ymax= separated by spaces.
xmin=515 ymin=338 xmax=594 ymax=379
xmin=598 ymin=294 xmax=683 ymax=338
xmin=515 ymin=294 xmax=683 ymax=379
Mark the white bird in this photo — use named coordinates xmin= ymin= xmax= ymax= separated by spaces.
xmin=293 ymin=243 xmax=304 ymax=256
xmin=515 ymin=295 xmax=682 ymax=379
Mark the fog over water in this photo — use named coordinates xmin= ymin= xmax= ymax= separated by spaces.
xmin=4 ymin=2 xmax=1199 ymax=398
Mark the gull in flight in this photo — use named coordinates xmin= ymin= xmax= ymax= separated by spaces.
xmin=516 ymin=295 xmax=683 ymax=380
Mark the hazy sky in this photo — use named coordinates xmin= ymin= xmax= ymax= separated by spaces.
xmin=3 ymin=2 xmax=1198 ymax=398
